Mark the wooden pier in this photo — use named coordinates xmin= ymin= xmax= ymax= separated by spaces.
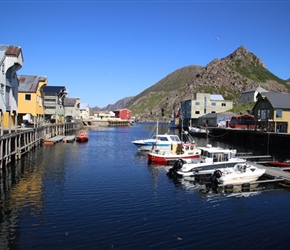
xmin=0 ymin=122 xmax=81 ymax=168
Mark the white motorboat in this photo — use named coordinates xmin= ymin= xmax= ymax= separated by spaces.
xmin=132 ymin=133 xmax=181 ymax=151
xmin=168 ymin=144 xmax=246 ymax=177
xmin=211 ymin=163 xmax=266 ymax=185
xmin=188 ymin=125 xmax=208 ymax=136
xmin=132 ymin=121 xmax=181 ymax=151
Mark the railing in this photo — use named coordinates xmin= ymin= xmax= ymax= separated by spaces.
xmin=0 ymin=122 xmax=81 ymax=169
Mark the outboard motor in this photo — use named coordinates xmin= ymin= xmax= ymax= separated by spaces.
xmin=167 ymin=159 xmax=184 ymax=177
xmin=210 ymin=169 xmax=222 ymax=191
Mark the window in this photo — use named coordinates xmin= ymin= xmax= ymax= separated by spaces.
xmin=221 ymin=103 xmax=226 ymax=106
xmin=276 ymin=109 xmax=282 ymax=118
xmin=195 ymin=102 xmax=200 ymax=105
xmin=25 ymin=94 xmax=31 ymax=101
xmin=195 ymin=111 xmax=200 ymax=114
xmin=212 ymin=102 xmax=216 ymax=106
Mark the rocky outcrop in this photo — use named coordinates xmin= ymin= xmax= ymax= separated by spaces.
xmin=95 ymin=45 xmax=290 ymax=121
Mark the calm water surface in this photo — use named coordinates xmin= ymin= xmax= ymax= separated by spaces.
xmin=1 ymin=122 xmax=290 ymax=250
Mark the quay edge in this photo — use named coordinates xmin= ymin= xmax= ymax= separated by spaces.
xmin=208 ymin=127 xmax=290 ymax=156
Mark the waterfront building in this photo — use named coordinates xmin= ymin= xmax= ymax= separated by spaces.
xmin=43 ymin=86 xmax=67 ymax=123
xmin=63 ymin=97 xmax=81 ymax=122
xmin=80 ymin=103 xmax=91 ymax=119
xmin=253 ymin=92 xmax=290 ymax=133
xmin=18 ymin=75 xmax=48 ymax=127
xmin=0 ymin=44 xmax=23 ymax=133
xmin=238 ymin=86 xmax=268 ymax=103
xmin=180 ymin=93 xmax=233 ymax=127
xmin=113 ymin=108 xmax=131 ymax=120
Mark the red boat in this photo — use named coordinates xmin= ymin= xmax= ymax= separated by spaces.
xmin=76 ymin=131 xmax=89 ymax=142
xmin=148 ymin=142 xmax=201 ymax=165
xmin=266 ymin=160 xmax=290 ymax=168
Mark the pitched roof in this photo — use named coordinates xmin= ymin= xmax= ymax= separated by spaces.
xmin=43 ymin=86 xmax=67 ymax=95
xmin=0 ymin=44 xmax=23 ymax=64
xmin=64 ymin=97 xmax=78 ymax=107
xmin=243 ymin=86 xmax=268 ymax=93
xmin=18 ymin=75 xmax=47 ymax=92
xmin=261 ymin=92 xmax=290 ymax=109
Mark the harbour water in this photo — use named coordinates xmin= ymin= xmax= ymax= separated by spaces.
xmin=1 ymin=122 xmax=290 ymax=249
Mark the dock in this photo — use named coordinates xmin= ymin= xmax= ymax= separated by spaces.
xmin=251 ymin=162 xmax=290 ymax=187
xmin=44 ymin=135 xmax=76 ymax=145
xmin=63 ymin=135 xmax=75 ymax=143
xmin=43 ymin=136 xmax=66 ymax=145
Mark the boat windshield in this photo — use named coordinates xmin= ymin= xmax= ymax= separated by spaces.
xmin=170 ymin=135 xmax=181 ymax=142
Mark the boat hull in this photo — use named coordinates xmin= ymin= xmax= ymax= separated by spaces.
xmin=176 ymin=159 xmax=246 ymax=177
xmin=76 ymin=137 xmax=88 ymax=143
xmin=218 ymin=170 xmax=266 ymax=185
xmin=266 ymin=161 xmax=290 ymax=168
xmin=148 ymin=153 xmax=200 ymax=165
xmin=76 ymin=131 xmax=89 ymax=143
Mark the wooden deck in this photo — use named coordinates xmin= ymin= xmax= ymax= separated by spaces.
xmin=44 ymin=135 xmax=76 ymax=145
xmin=251 ymin=162 xmax=290 ymax=186
xmin=43 ymin=136 xmax=66 ymax=145
xmin=63 ymin=135 xmax=76 ymax=143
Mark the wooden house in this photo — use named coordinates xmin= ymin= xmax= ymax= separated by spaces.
xmin=63 ymin=97 xmax=81 ymax=122
xmin=43 ymin=86 xmax=67 ymax=123
xmin=113 ymin=108 xmax=131 ymax=120
xmin=253 ymin=92 xmax=290 ymax=133
xmin=18 ymin=75 xmax=48 ymax=127
xmin=0 ymin=44 xmax=23 ymax=132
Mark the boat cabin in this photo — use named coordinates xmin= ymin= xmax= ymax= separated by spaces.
xmin=198 ymin=145 xmax=237 ymax=163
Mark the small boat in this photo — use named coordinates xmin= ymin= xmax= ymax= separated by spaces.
xmin=168 ymin=144 xmax=246 ymax=177
xmin=265 ymin=160 xmax=290 ymax=168
xmin=132 ymin=133 xmax=181 ymax=151
xmin=148 ymin=141 xmax=201 ymax=165
xmin=76 ymin=131 xmax=89 ymax=142
xmin=132 ymin=121 xmax=180 ymax=151
xmin=147 ymin=131 xmax=201 ymax=165
xmin=188 ymin=125 xmax=208 ymax=137
xmin=211 ymin=163 xmax=266 ymax=185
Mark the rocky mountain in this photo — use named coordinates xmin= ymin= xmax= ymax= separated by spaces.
xmin=125 ymin=45 xmax=290 ymax=121
xmin=101 ymin=96 xmax=134 ymax=111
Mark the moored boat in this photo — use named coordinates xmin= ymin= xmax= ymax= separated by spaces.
xmin=265 ymin=160 xmax=290 ymax=168
xmin=76 ymin=131 xmax=89 ymax=142
xmin=168 ymin=144 xmax=246 ymax=177
xmin=211 ymin=163 xmax=266 ymax=185
xmin=132 ymin=121 xmax=180 ymax=151
xmin=188 ymin=125 xmax=209 ymax=137
xmin=132 ymin=133 xmax=181 ymax=151
xmin=148 ymin=141 xmax=201 ymax=165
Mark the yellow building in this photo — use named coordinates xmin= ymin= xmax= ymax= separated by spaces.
xmin=17 ymin=75 xmax=48 ymax=127
xmin=253 ymin=92 xmax=290 ymax=133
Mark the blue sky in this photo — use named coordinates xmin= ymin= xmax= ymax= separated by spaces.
xmin=2 ymin=0 xmax=290 ymax=108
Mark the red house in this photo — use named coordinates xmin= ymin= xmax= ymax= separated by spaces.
xmin=229 ymin=114 xmax=256 ymax=129
xmin=113 ymin=109 xmax=131 ymax=120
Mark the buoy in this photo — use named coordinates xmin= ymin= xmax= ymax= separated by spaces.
xmin=224 ymin=184 xmax=234 ymax=193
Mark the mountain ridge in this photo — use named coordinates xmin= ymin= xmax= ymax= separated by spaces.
xmin=97 ymin=45 xmax=290 ymax=120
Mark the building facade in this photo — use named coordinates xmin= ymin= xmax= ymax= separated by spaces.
xmin=180 ymin=93 xmax=233 ymax=127
xmin=63 ymin=97 xmax=81 ymax=122
xmin=18 ymin=75 xmax=48 ymax=127
xmin=0 ymin=45 xmax=23 ymax=132
xmin=43 ymin=86 xmax=67 ymax=123
xmin=253 ymin=92 xmax=290 ymax=133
